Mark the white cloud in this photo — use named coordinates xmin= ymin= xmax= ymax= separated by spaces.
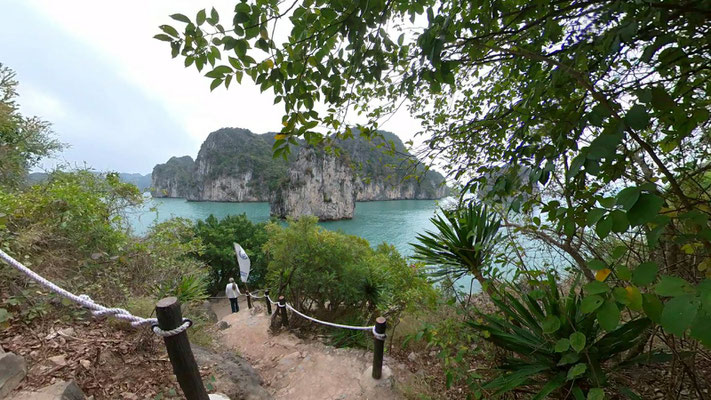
xmin=12 ymin=0 xmax=426 ymax=171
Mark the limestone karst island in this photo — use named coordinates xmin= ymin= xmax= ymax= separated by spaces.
xmin=151 ymin=128 xmax=448 ymax=220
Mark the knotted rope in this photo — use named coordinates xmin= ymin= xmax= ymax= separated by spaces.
xmin=0 ymin=249 xmax=189 ymax=336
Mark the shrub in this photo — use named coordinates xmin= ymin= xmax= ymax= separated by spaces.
xmin=468 ymin=272 xmax=655 ymax=399
xmin=193 ymin=214 xmax=269 ymax=293
xmin=263 ymin=217 xmax=436 ymax=334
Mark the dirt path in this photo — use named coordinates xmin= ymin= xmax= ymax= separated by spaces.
xmin=211 ymin=298 xmax=407 ymax=400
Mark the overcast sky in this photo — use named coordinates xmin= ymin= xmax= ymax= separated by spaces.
xmin=0 ymin=0 xmax=423 ymax=174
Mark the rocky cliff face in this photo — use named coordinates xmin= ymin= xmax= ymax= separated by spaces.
xmin=151 ymin=156 xmax=195 ymax=198
xmin=151 ymin=127 xmax=448 ymax=220
xmin=185 ymin=128 xmax=286 ymax=202
xmin=270 ymin=147 xmax=357 ymax=220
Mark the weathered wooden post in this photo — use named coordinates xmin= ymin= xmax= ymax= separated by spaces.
xmin=246 ymin=291 xmax=252 ymax=309
xmin=155 ymin=297 xmax=209 ymax=400
xmin=278 ymin=295 xmax=288 ymax=327
xmin=265 ymin=289 xmax=272 ymax=315
xmin=372 ymin=317 xmax=387 ymax=379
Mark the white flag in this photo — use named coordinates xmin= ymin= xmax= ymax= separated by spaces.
xmin=233 ymin=243 xmax=251 ymax=283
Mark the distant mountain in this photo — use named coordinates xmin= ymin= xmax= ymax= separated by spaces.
xmin=151 ymin=127 xmax=448 ymax=219
xmin=25 ymin=171 xmax=152 ymax=191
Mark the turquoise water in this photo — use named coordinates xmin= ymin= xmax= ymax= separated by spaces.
xmin=126 ymin=197 xmax=444 ymax=257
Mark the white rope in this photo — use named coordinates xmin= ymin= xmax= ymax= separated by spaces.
xmin=153 ymin=319 xmax=192 ymax=337
xmin=248 ymin=293 xmax=266 ymax=299
xmin=372 ymin=326 xmax=386 ymax=341
xmin=284 ymin=303 xmax=374 ymax=331
xmin=0 ymin=249 xmax=189 ymax=336
xmin=267 ymin=295 xmax=278 ymax=305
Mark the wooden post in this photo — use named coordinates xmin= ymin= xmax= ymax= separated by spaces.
xmin=155 ymin=297 xmax=209 ymax=400
xmin=278 ymin=295 xmax=288 ymax=327
xmin=265 ymin=290 xmax=272 ymax=315
xmin=372 ymin=317 xmax=387 ymax=379
xmin=246 ymin=291 xmax=252 ymax=309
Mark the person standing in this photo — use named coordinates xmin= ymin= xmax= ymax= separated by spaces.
xmin=226 ymin=277 xmax=241 ymax=313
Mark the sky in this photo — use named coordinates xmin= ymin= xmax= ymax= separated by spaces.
xmin=0 ymin=0 xmax=424 ymax=174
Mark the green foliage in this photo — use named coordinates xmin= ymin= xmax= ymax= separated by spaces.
xmin=193 ymin=213 xmax=269 ymax=292
xmin=0 ymin=63 xmax=62 ymax=188
xmin=159 ymin=0 xmax=711 ymax=353
xmin=412 ymin=202 xmax=501 ymax=287
xmin=263 ymin=217 xmax=436 ymax=333
xmin=468 ymin=273 xmax=653 ymax=398
xmin=0 ymin=169 xmax=142 ymax=254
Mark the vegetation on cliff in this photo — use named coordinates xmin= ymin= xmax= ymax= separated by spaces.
xmin=152 ymin=127 xmax=447 ymax=202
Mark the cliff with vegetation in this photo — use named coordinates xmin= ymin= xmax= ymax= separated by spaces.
xmin=151 ymin=127 xmax=447 ymax=218
xmin=270 ymin=146 xmax=357 ymax=220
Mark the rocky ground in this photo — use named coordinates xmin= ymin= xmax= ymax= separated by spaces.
xmin=212 ymin=297 xmax=411 ymax=400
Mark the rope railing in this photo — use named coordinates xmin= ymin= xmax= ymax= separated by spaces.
xmin=0 ymin=249 xmax=190 ymax=337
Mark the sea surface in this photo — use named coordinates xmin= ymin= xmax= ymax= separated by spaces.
xmin=126 ymin=196 xmax=448 ymax=258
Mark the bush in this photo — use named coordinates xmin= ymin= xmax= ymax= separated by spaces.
xmin=263 ymin=217 xmax=436 ymax=334
xmin=467 ymin=272 xmax=655 ymax=399
xmin=193 ymin=214 xmax=269 ymax=293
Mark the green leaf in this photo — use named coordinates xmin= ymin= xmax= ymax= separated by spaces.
xmin=558 ymin=352 xmax=580 ymax=366
xmin=569 ymin=332 xmax=586 ymax=352
xmin=655 ymin=276 xmax=694 ymax=297
xmin=587 ymin=388 xmax=605 ymax=400
xmin=597 ymin=300 xmax=620 ymax=331
xmin=660 ymin=294 xmax=699 ymax=336
xmin=542 ymin=315 xmax=561 ymax=333
xmin=632 ymin=262 xmax=658 ymax=286
xmin=196 ymin=9 xmax=206 ymax=25
xmin=615 ymin=187 xmax=641 ymax=210
xmin=581 ymin=295 xmax=604 ymax=314
xmin=651 ymin=87 xmax=675 ymax=111
xmin=616 ymin=265 xmax=632 ymax=281
xmin=584 ymin=281 xmax=609 ymax=295
xmin=627 ymin=194 xmax=663 ymax=226
xmin=159 ymin=24 xmax=179 ymax=38
xmin=587 ymin=259 xmax=607 ymax=271
xmin=154 ymin=34 xmax=174 ymax=42
xmin=566 ymin=363 xmax=587 ymax=380
xmin=689 ymin=311 xmax=711 ymax=347
xmin=586 ymin=208 xmax=606 ymax=227
xmin=595 ymin=215 xmax=613 ymax=239
xmin=209 ymin=78 xmax=223 ymax=91
xmin=642 ymin=294 xmax=663 ymax=323
xmin=625 ymin=105 xmax=650 ymax=130
xmin=170 ymin=13 xmax=191 ymax=23
xmin=555 ymin=338 xmax=570 ymax=352
xmin=613 ymin=287 xmax=630 ymax=305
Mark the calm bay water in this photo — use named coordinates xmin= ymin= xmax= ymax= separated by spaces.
xmin=126 ymin=197 xmax=446 ymax=257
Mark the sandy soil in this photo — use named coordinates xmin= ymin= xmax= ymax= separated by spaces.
xmin=212 ymin=297 xmax=407 ymax=400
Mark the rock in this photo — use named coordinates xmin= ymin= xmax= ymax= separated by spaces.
xmin=216 ymin=321 xmax=231 ymax=330
xmin=359 ymin=365 xmax=393 ymax=390
xmin=209 ymin=394 xmax=230 ymax=400
xmin=0 ymin=352 xmax=27 ymax=398
xmin=191 ymin=346 xmax=272 ymax=400
xmin=57 ymin=328 xmax=75 ymax=338
xmin=271 ymin=146 xmax=357 ymax=221
xmin=202 ymin=301 xmax=218 ymax=323
xmin=407 ymin=352 xmax=417 ymax=362
xmin=79 ymin=360 xmax=91 ymax=370
xmin=10 ymin=380 xmax=85 ymax=400
xmin=0 ymin=346 xmax=4 ymax=354
xmin=120 ymin=393 xmax=137 ymax=400
xmin=48 ymin=355 xmax=67 ymax=367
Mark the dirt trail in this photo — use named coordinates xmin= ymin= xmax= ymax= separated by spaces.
xmin=212 ymin=298 xmax=406 ymax=400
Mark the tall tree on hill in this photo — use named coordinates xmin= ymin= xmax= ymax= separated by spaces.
xmin=0 ymin=64 xmax=62 ymax=188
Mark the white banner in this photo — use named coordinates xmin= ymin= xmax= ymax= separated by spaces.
xmin=233 ymin=243 xmax=251 ymax=283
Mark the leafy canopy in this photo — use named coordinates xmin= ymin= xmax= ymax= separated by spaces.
xmin=158 ymin=1 xmax=711 ymax=347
